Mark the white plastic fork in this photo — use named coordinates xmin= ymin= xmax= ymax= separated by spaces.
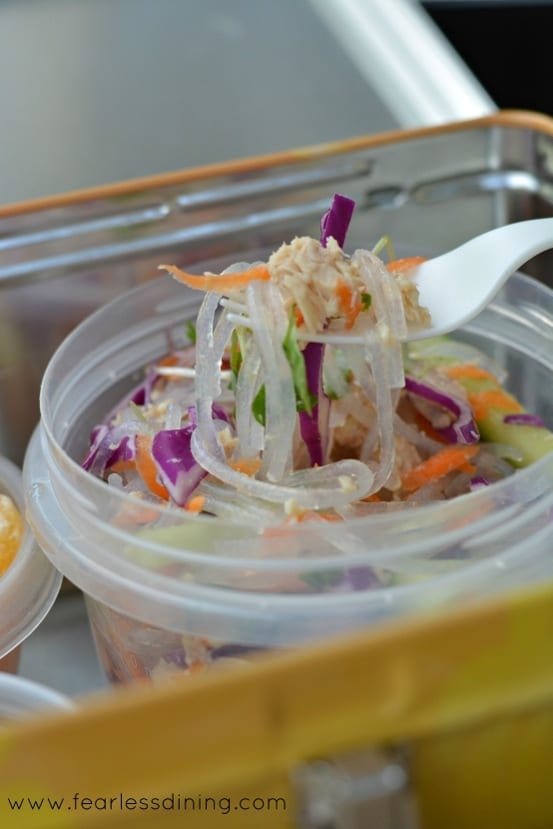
xmin=406 ymin=218 xmax=553 ymax=340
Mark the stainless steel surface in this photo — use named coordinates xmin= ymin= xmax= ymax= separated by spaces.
xmin=307 ymin=0 xmax=495 ymax=126
xmin=0 ymin=0 xmax=396 ymax=206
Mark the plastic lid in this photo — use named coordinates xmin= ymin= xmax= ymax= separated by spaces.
xmin=0 ymin=456 xmax=62 ymax=659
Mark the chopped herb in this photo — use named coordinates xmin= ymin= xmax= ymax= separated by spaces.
xmin=185 ymin=321 xmax=196 ymax=344
xmin=360 ymin=292 xmax=372 ymax=310
xmin=371 ymin=235 xmax=396 ymax=261
xmin=282 ymin=307 xmax=314 ymax=416
xmin=129 ymin=401 xmax=147 ymax=423
xmin=252 ymin=385 xmax=266 ymax=426
xmin=230 ymin=330 xmax=242 ymax=376
xmin=228 ymin=329 xmax=243 ymax=391
xmin=296 ymin=391 xmax=318 ymax=412
xmin=301 ymin=569 xmax=341 ymax=591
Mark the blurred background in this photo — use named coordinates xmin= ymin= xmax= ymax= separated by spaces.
xmin=3 ymin=0 xmax=549 ymax=206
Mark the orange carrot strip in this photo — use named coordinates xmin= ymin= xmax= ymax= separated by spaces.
xmin=413 ymin=411 xmax=448 ymax=444
xmin=313 ymin=512 xmax=342 ymax=522
xmin=185 ymin=495 xmax=206 ymax=513
xmin=289 ymin=510 xmax=343 ymax=524
xmin=135 ymin=434 xmax=170 ymax=501
xmin=230 ymin=458 xmax=262 ymax=476
xmin=336 ymin=278 xmax=363 ymax=329
xmin=113 ymin=504 xmax=160 ymax=527
xmin=467 ymin=389 xmax=523 ymax=421
xmin=109 ymin=459 xmax=135 ymax=475
xmin=156 ymin=353 xmax=180 ymax=367
xmin=402 ymin=445 xmax=479 ymax=493
xmin=386 ymin=256 xmax=426 ymax=274
xmin=443 ymin=363 xmax=497 ymax=382
xmin=159 ymin=263 xmax=271 ymax=293
xmin=295 ymin=306 xmax=304 ymax=327
xmin=361 ymin=493 xmax=382 ymax=503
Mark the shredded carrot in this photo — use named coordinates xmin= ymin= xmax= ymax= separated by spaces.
xmin=291 ymin=510 xmax=342 ymax=523
xmin=159 ymin=263 xmax=271 ymax=293
xmin=185 ymin=495 xmax=206 ymax=513
xmin=402 ymin=445 xmax=479 ymax=493
xmin=187 ymin=661 xmax=206 ymax=675
xmin=361 ymin=493 xmax=382 ymax=503
xmin=413 ymin=411 xmax=448 ymax=444
xmin=443 ymin=363 xmax=497 ymax=382
xmin=336 ymin=278 xmax=363 ymax=329
xmin=154 ymin=353 xmax=185 ymax=380
xmin=386 ymin=256 xmax=426 ymax=274
xmin=109 ymin=459 xmax=136 ymax=475
xmin=295 ymin=306 xmax=304 ymax=327
xmin=230 ymin=457 xmax=262 ymax=476
xmin=263 ymin=511 xmax=342 ymax=537
xmin=135 ymin=434 xmax=170 ymax=501
xmin=314 ymin=512 xmax=342 ymax=522
xmin=113 ymin=503 xmax=160 ymax=527
xmin=156 ymin=353 xmax=180 ymax=368
xmin=467 ymin=389 xmax=523 ymax=420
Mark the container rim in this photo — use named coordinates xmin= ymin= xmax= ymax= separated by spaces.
xmin=0 ymin=673 xmax=75 ymax=719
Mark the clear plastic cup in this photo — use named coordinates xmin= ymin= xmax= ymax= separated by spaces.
xmin=0 ymin=456 xmax=62 ymax=671
xmin=23 ymin=270 xmax=553 ymax=683
xmin=0 ymin=673 xmax=74 ymax=721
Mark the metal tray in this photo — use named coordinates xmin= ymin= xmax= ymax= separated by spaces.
xmin=2 ymin=110 xmax=553 ymax=463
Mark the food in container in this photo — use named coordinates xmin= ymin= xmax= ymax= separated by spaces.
xmin=24 ymin=196 xmax=553 ymax=683
xmin=0 ymin=492 xmax=23 ymax=673
xmin=0 ymin=456 xmax=62 ymax=673
xmin=82 ymin=195 xmax=551 ymax=516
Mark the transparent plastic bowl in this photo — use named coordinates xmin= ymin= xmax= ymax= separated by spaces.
xmin=23 ymin=271 xmax=553 ymax=683
xmin=0 ymin=673 xmax=74 ymax=721
xmin=0 ymin=456 xmax=62 ymax=668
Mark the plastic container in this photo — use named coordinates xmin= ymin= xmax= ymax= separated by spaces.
xmin=23 ymin=270 xmax=553 ymax=683
xmin=0 ymin=673 xmax=74 ymax=721
xmin=0 ymin=456 xmax=62 ymax=671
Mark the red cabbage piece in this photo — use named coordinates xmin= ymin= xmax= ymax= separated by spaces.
xmin=82 ymin=426 xmax=136 ymax=477
xmin=187 ymin=403 xmax=229 ymax=429
xmin=320 ymin=193 xmax=356 ymax=248
xmin=299 ymin=194 xmax=356 ymax=466
xmin=503 ymin=413 xmax=545 ymax=428
xmin=299 ymin=342 xmax=329 ymax=467
xmin=100 ymin=367 xmax=160 ymax=427
xmin=470 ymin=476 xmax=490 ymax=490
xmin=210 ymin=643 xmax=264 ymax=660
xmin=82 ymin=425 xmax=110 ymax=472
xmin=151 ymin=427 xmax=207 ymax=507
xmin=108 ymin=434 xmax=136 ymax=466
xmin=338 ymin=566 xmax=378 ymax=591
xmin=405 ymin=376 xmax=480 ymax=444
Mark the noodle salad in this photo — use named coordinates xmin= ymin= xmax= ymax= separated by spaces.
xmin=82 ymin=195 xmax=553 ymax=525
